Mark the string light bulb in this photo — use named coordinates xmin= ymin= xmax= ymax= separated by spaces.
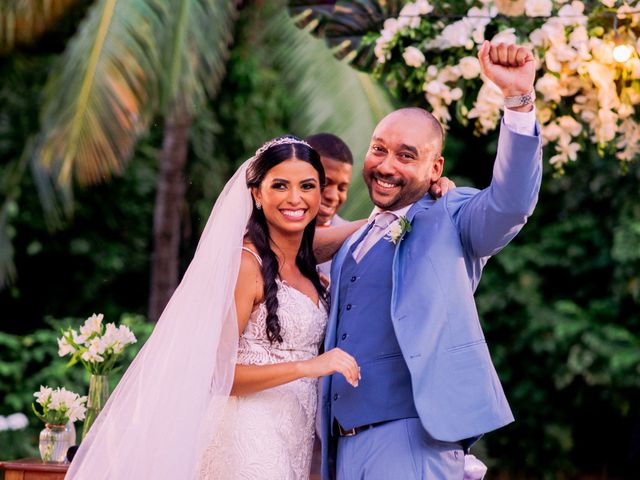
xmin=613 ymin=43 xmax=633 ymax=62
xmin=611 ymin=15 xmax=634 ymax=63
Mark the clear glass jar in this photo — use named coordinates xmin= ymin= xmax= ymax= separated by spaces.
xmin=39 ymin=423 xmax=71 ymax=463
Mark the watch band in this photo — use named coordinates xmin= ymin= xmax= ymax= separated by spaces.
xmin=504 ymin=89 xmax=536 ymax=109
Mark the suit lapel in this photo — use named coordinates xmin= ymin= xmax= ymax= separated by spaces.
xmin=391 ymin=193 xmax=437 ymax=315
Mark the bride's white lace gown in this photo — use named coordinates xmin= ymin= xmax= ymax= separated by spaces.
xmin=199 ymin=278 xmax=327 ymax=480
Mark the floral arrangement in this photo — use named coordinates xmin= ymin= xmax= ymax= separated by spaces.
xmin=31 ymin=386 xmax=87 ymax=425
xmin=386 ymin=216 xmax=413 ymax=244
xmin=368 ymin=0 xmax=640 ymax=171
xmin=57 ymin=313 xmax=137 ymax=375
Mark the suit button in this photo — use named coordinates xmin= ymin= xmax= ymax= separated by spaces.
xmin=333 ymin=394 xmax=339 ymax=401
xmin=350 ymin=276 xmax=357 ymax=282
xmin=346 ymin=304 xmax=352 ymax=311
xmin=341 ymin=333 xmax=347 ymax=340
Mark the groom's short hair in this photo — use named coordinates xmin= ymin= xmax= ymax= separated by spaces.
xmin=305 ymin=133 xmax=353 ymax=165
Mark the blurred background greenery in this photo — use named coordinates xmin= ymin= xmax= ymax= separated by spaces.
xmin=0 ymin=1 xmax=639 ymax=478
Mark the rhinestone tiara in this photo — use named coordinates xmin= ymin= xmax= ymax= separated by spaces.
xmin=254 ymin=136 xmax=312 ymax=158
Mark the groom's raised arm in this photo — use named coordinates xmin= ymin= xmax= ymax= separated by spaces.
xmin=446 ymin=41 xmax=542 ymax=258
xmin=447 ymin=114 xmax=541 ymax=258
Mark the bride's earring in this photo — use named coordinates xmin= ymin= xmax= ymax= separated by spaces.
xmin=256 ymin=202 xmax=262 ymax=210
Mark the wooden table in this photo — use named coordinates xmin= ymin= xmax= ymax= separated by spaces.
xmin=0 ymin=458 xmax=68 ymax=480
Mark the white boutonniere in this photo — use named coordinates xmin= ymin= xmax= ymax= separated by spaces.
xmin=386 ymin=216 xmax=412 ymax=244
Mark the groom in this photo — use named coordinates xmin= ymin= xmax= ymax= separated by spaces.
xmin=320 ymin=41 xmax=542 ymax=479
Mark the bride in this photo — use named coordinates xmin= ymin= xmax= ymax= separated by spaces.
xmin=65 ymin=135 xmax=451 ymax=479
xmin=198 ymin=137 xmax=362 ymax=479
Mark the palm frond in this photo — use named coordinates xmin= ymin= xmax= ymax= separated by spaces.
xmin=266 ymin=9 xmax=394 ymax=219
xmin=161 ymin=0 xmax=238 ymax=116
xmin=0 ymin=0 xmax=81 ymax=54
xmin=288 ymin=0 xmax=404 ymax=70
xmin=33 ymin=0 xmax=164 ymax=199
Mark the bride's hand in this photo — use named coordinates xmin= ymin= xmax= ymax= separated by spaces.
xmin=300 ymin=348 xmax=360 ymax=387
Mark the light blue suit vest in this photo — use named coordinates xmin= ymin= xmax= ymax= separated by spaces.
xmin=320 ymin=121 xmax=542 ymax=479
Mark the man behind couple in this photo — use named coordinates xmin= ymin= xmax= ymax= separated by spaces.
xmin=65 ymin=40 xmax=541 ymax=480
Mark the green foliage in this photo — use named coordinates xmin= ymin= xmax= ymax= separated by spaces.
xmin=455 ymin=134 xmax=640 ymax=477
xmin=0 ymin=313 xmax=153 ymax=460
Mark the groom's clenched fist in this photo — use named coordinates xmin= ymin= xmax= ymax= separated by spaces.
xmin=478 ymin=41 xmax=536 ymax=105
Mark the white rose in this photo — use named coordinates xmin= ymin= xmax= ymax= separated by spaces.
xmin=459 ymin=57 xmax=481 ymax=79
xmin=558 ymin=1 xmax=586 ymax=26
xmin=0 ymin=416 xmax=8 ymax=432
xmin=415 ymin=0 xmax=434 ymax=14
xmin=440 ymin=21 xmax=473 ymax=48
xmin=536 ymin=74 xmax=562 ymax=102
xmin=525 ymin=0 xmax=553 ymax=17
xmin=399 ymin=3 xmax=422 ymax=29
xmin=402 ymin=46 xmax=425 ymax=67
xmin=492 ymin=28 xmax=517 ymax=45
xmin=450 ymin=87 xmax=463 ymax=101
xmin=426 ymin=65 xmax=439 ymax=78
xmin=382 ymin=18 xmax=400 ymax=40
xmin=425 ymin=80 xmax=444 ymax=95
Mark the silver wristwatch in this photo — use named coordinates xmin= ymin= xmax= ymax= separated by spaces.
xmin=503 ymin=89 xmax=536 ymax=109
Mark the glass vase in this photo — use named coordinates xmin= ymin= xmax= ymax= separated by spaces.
xmin=65 ymin=420 xmax=76 ymax=446
xmin=82 ymin=374 xmax=109 ymax=440
xmin=39 ymin=423 xmax=70 ymax=463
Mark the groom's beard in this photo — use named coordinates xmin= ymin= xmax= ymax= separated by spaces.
xmin=364 ymin=172 xmax=430 ymax=211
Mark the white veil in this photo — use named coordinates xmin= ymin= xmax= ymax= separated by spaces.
xmin=66 ymin=158 xmax=253 ymax=479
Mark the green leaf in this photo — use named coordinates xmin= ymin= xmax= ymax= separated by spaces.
xmin=0 ymin=0 xmax=82 ymax=54
xmin=288 ymin=0 xmax=404 ymax=69
xmin=32 ymin=0 xmax=164 ymax=209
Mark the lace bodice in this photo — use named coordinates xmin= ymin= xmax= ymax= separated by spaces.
xmin=237 ymin=279 xmax=327 ymax=366
xmin=199 ymin=279 xmax=328 ymax=480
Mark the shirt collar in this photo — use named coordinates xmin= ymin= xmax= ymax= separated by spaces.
xmin=367 ymin=203 xmax=414 ymax=224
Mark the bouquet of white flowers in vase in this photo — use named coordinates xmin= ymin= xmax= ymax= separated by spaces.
xmin=32 ymin=386 xmax=87 ymax=463
xmin=57 ymin=313 xmax=137 ymax=438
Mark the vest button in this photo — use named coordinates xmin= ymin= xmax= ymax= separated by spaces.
xmin=333 ymin=394 xmax=339 ymax=401
xmin=346 ymin=304 xmax=352 ymax=311
xmin=350 ymin=276 xmax=357 ymax=282
xmin=341 ymin=333 xmax=347 ymax=340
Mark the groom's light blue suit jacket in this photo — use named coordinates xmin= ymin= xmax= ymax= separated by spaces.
xmin=320 ymin=120 xmax=542 ymax=479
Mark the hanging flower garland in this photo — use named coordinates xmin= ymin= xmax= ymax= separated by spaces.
xmin=366 ymin=0 xmax=640 ymax=171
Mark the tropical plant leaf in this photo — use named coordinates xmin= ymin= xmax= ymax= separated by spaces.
xmin=287 ymin=0 xmax=403 ymax=70
xmin=266 ymin=8 xmax=395 ymax=219
xmin=0 ymin=0 xmax=82 ymax=54
xmin=33 ymin=0 xmax=164 ymax=195
xmin=160 ymin=0 xmax=238 ymax=116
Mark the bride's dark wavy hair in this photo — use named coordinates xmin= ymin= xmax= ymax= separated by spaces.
xmin=246 ymin=136 xmax=328 ymax=343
